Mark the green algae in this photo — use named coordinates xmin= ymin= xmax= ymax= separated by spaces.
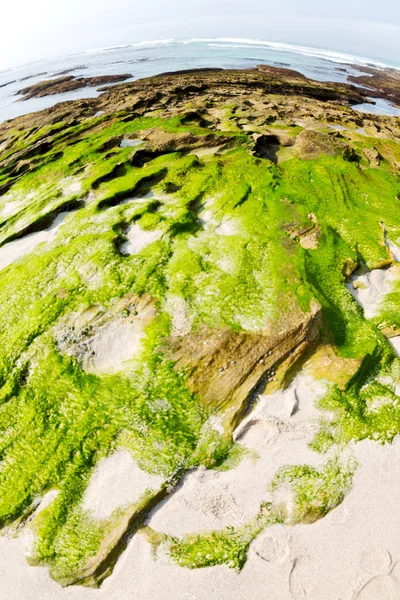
xmin=167 ymin=502 xmax=280 ymax=571
xmin=270 ymin=455 xmax=356 ymax=523
xmin=0 ymin=106 xmax=400 ymax=582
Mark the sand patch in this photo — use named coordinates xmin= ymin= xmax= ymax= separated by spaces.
xmin=148 ymin=372 xmax=328 ymax=537
xmin=0 ymin=211 xmax=71 ymax=271
xmin=82 ymin=450 xmax=164 ymax=520
xmin=61 ymin=178 xmax=82 ymax=197
xmin=56 ymin=294 xmax=156 ymax=374
xmin=215 ymin=218 xmax=241 ymax=237
xmin=0 ymin=198 xmax=23 ymax=219
xmin=120 ymin=223 xmax=163 ymax=255
xmin=389 ymin=336 xmax=400 ymax=356
xmin=164 ymin=294 xmax=193 ymax=337
xmin=2 ymin=439 xmax=400 ymax=599
xmin=119 ymin=138 xmax=144 ymax=148
xmin=346 ymin=266 xmax=400 ymax=318
xmin=81 ymin=319 xmax=145 ymax=372
xmin=387 ymin=239 xmax=400 ymax=262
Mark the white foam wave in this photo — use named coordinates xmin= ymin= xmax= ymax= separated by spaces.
xmin=83 ymin=39 xmax=176 ymax=55
xmin=190 ymin=37 xmax=398 ymax=69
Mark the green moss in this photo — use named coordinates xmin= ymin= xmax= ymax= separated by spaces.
xmin=168 ymin=502 xmax=279 ymax=570
xmin=0 ymin=105 xmax=399 ymax=579
xmin=270 ymin=455 xmax=356 ymax=523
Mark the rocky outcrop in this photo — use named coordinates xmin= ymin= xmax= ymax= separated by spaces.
xmin=348 ymin=65 xmax=400 ymax=108
xmin=168 ymin=303 xmax=322 ymax=433
xmin=0 ymin=64 xmax=400 ymax=591
xmin=17 ymin=74 xmax=132 ymax=100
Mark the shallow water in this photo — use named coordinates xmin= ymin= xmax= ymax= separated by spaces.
xmin=1 ymin=38 xmax=399 ymax=123
xmin=353 ymin=97 xmax=400 ymax=117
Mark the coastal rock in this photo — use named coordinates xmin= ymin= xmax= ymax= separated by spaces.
xmin=0 ymin=65 xmax=399 ymax=591
xmin=16 ymin=73 xmax=132 ymax=100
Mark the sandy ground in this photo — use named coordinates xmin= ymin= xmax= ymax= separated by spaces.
xmin=81 ymin=318 xmax=146 ymax=373
xmin=346 ymin=265 xmax=400 ymax=318
xmin=390 ymin=336 xmax=400 ymax=356
xmin=387 ymin=240 xmax=400 ymax=262
xmin=120 ymin=223 xmax=163 ymax=255
xmin=61 ymin=178 xmax=82 ymax=197
xmin=83 ymin=450 xmax=164 ymax=520
xmin=119 ymin=139 xmax=144 ymax=148
xmin=148 ymin=373 xmax=327 ymax=537
xmin=1 ymin=434 xmax=400 ymax=600
xmin=0 ymin=211 xmax=72 ymax=271
xmin=3 ymin=367 xmax=400 ymax=600
xmin=57 ymin=297 xmax=157 ymax=374
xmin=164 ymin=294 xmax=193 ymax=337
xmin=1 ymin=277 xmax=400 ymax=598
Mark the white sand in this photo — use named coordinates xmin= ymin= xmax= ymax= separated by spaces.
xmin=0 ymin=198 xmax=22 ymax=219
xmin=34 ymin=490 xmax=60 ymax=516
xmin=1 ymin=371 xmax=399 ymax=599
xmin=61 ymin=178 xmax=82 ymax=196
xmin=215 ymin=218 xmax=241 ymax=237
xmin=60 ymin=317 xmax=149 ymax=375
xmin=387 ymin=239 xmax=400 ymax=262
xmin=81 ymin=319 xmax=146 ymax=373
xmin=0 ymin=211 xmax=71 ymax=271
xmin=2 ymin=435 xmax=400 ymax=600
xmin=120 ymin=223 xmax=163 ymax=255
xmin=389 ymin=336 xmax=400 ymax=356
xmin=148 ymin=373 xmax=327 ymax=536
xmin=82 ymin=450 xmax=164 ymax=520
xmin=119 ymin=190 xmax=155 ymax=206
xmin=164 ymin=294 xmax=193 ymax=337
xmin=346 ymin=266 xmax=400 ymax=318
xmin=119 ymin=139 xmax=144 ymax=148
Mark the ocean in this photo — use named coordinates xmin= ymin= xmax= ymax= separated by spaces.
xmin=1 ymin=37 xmax=400 ymax=123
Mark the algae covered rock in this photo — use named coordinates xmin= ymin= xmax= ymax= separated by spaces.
xmin=0 ymin=66 xmax=399 ymax=587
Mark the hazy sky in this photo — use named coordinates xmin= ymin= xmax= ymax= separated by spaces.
xmin=1 ymin=0 xmax=400 ymax=70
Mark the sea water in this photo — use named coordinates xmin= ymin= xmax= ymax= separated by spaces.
xmin=0 ymin=37 xmax=399 ymax=123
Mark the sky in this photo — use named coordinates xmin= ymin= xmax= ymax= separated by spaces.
xmin=1 ymin=0 xmax=400 ymax=70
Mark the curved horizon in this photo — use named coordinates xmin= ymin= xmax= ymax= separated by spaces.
xmin=2 ymin=36 xmax=399 ymax=75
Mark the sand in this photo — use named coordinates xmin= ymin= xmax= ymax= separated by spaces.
xmin=0 ymin=211 xmax=71 ymax=271
xmin=119 ymin=139 xmax=144 ymax=148
xmin=389 ymin=336 xmax=400 ymax=357
xmin=387 ymin=239 xmax=400 ymax=262
xmin=2 ymin=434 xmax=400 ymax=599
xmin=164 ymin=294 xmax=193 ymax=337
xmin=346 ymin=266 xmax=400 ymax=318
xmin=80 ymin=319 xmax=146 ymax=373
xmin=148 ymin=372 xmax=328 ymax=535
xmin=120 ymin=223 xmax=163 ymax=255
xmin=1 ymin=359 xmax=400 ymax=598
xmin=61 ymin=178 xmax=82 ymax=196
xmin=82 ymin=450 xmax=164 ymax=520
xmin=57 ymin=308 xmax=155 ymax=375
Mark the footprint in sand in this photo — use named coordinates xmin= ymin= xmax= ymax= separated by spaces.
xmin=289 ymin=556 xmax=319 ymax=600
xmin=390 ymin=560 xmax=400 ymax=582
xmin=356 ymin=575 xmax=396 ymax=600
xmin=252 ymin=532 xmax=290 ymax=564
xmin=356 ymin=552 xmax=400 ymax=600
xmin=360 ymin=548 xmax=392 ymax=575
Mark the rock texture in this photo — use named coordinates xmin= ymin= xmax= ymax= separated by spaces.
xmin=17 ymin=74 xmax=132 ymax=100
xmin=0 ymin=65 xmax=399 ymax=592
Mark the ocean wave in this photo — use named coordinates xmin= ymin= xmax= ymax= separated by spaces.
xmin=83 ymin=39 xmax=177 ymax=55
xmin=190 ymin=38 xmax=397 ymax=69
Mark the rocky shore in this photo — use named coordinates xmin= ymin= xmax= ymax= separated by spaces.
xmin=0 ymin=65 xmax=399 ymax=597
xmin=16 ymin=73 xmax=132 ymax=100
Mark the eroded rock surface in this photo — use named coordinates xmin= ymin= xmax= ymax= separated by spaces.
xmin=17 ymin=74 xmax=132 ymax=100
xmin=0 ymin=65 xmax=399 ymax=591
